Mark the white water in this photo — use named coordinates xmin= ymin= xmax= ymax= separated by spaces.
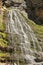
xmin=4 ymin=9 xmax=42 ymax=65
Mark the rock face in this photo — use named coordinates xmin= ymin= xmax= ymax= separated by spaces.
xmin=25 ymin=0 xmax=43 ymax=24
xmin=9 ymin=0 xmax=24 ymax=3
xmin=2 ymin=0 xmax=24 ymax=6
xmin=2 ymin=0 xmax=27 ymax=11
xmin=2 ymin=0 xmax=43 ymax=24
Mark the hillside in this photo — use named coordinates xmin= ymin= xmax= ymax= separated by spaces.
xmin=0 ymin=0 xmax=43 ymax=65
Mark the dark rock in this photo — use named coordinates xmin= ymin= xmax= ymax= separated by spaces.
xmin=25 ymin=0 xmax=43 ymax=25
xmin=2 ymin=0 xmax=24 ymax=7
xmin=38 ymin=38 xmax=41 ymax=42
xmin=35 ymin=58 xmax=43 ymax=62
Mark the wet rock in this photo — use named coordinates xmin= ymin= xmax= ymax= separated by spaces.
xmin=35 ymin=58 xmax=43 ymax=62
xmin=34 ymin=52 xmax=43 ymax=62
xmin=2 ymin=0 xmax=24 ymax=7
xmin=2 ymin=0 xmax=13 ymax=7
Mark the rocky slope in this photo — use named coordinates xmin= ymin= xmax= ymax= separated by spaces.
xmin=0 ymin=8 xmax=43 ymax=65
xmin=0 ymin=0 xmax=43 ymax=65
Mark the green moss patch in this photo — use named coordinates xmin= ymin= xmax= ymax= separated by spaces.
xmin=0 ymin=32 xmax=7 ymax=39
xmin=0 ymin=53 xmax=9 ymax=57
xmin=0 ymin=38 xmax=8 ymax=47
xmin=0 ymin=11 xmax=5 ymax=31
xmin=0 ymin=22 xmax=5 ymax=31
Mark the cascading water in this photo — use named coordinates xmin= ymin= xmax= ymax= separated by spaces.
xmin=4 ymin=9 xmax=43 ymax=65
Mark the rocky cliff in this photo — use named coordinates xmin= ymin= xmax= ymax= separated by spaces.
xmin=25 ymin=0 xmax=43 ymax=24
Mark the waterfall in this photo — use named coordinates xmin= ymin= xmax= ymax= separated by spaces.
xmin=4 ymin=9 xmax=42 ymax=65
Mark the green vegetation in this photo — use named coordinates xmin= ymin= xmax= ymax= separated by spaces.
xmin=0 ymin=22 xmax=5 ymax=31
xmin=0 ymin=14 xmax=8 ymax=47
xmin=0 ymin=52 xmax=9 ymax=57
xmin=0 ymin=12 xmax=10 ymax=61
xmin=0 ymin=52 xmax=10 ymax=61
xmin=0 ymin=12 xmax=5 ymax=31
xmin=0 ymin=32 xmax=7 ymax=39
xmin=0 ymin=38 xmax=8 ymax=47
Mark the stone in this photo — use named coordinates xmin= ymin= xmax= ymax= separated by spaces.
xmin=2 ymin=0 xmax=24 ymax=7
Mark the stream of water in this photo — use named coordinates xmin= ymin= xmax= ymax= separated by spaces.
xmin=4 ymin=9 xmax=43 ymax=65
